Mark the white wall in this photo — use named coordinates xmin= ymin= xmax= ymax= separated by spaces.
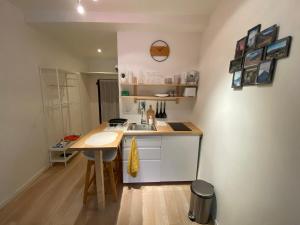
xmin=117 ymin=31 xmax=201 ymax=122
xmin=86 ymin=58 xmax=118 ymax=72
xmin=193 ymin=0 xmax=300 ymax=225
xmin=0 ymin=1 xmax=86 ymax=207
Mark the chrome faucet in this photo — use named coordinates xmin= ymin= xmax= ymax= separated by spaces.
xmin=140 ymin=101 xmax=147 ymax=124
xmin=141 ymin=108 xmax=147 ymax=124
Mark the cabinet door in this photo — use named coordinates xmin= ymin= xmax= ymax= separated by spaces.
xmin=123 ymin=136 xmax=161 ymax=148
xmin=123 ymin=147 xmax=161 ymax=160
xmin=122 ymin=135 xmax=162 ymax=183
xmin=161 ymin=136 xmax=199 ymax=181
xmin=123 ymin=160 xmax=161 ymax=183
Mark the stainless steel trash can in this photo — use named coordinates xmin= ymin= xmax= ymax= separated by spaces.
xmin=188 ymin=180 xmax=214 ymax=224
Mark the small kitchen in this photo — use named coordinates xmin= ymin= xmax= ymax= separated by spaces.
xmin=67 ymin=32 xmax=205 ymax=213
xmin=34 ymin=28 xmax=208 ymax=224
xmin=2 ymin=1 xmax=298 ymax=225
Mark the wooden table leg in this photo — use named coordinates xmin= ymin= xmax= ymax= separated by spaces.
xmin=94 ymin=150 xmax=105 ymax=210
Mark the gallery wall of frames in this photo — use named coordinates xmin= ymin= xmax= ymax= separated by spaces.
xmin=229 ymin=24 xmax=292 ymax=89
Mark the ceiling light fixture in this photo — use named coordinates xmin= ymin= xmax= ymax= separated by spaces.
xmin=76 ymin=0 xmax=85 ymax=15
xmin=97 ymin=49 xmax=102 ymax=53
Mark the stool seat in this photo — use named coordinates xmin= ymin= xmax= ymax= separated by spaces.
xmin=82 ymin=149 xmax=120 ymax=205
xmin=82 ymin=150 xmax=117 ymax=162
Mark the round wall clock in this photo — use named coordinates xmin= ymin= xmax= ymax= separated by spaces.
xmin=150 ymin=40 xmax=170 ymax=62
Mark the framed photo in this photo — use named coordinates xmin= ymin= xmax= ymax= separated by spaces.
xmin=235 ymin=37 xmax=247 ymax=59
xmin=232 ymin=70 xmax=243 ymax=88
xmin=244 ymin=48 xmax=264 ymax=68
xmin=247 ymin=24 xmax=261 ymax=49
xmin=243 ymin=66 xmax=258 ymax=86
xmin=229 ymin=58 xmax=243 ymax=73
xmin=265 ymin=36 xmax=292 ymax=60
xmin=256 ymin=59 xmax=276 ymax=84
xmin=256 ymin=25 xmax=278 ymax=48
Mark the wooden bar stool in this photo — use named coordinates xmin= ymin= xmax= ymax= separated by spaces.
xmin=82 ymin=149 xmax=119 ymax=205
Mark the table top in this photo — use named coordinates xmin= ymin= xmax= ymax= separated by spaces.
xmin=69 ymin=123 xmax=123 ymax=151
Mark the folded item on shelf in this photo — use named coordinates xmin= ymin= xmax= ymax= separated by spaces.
xmin=64 ymin=135 xmax=80 ymax=141
xmin=52 ymin=140 xmax=69 ymax=148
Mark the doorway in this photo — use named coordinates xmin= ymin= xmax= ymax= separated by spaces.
xmin=96 ymin=79 xmax=119 ymax=123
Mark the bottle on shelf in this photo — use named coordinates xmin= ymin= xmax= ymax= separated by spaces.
xmin=146 ymin=105 xmax=155 ymax=124
xmin=149 ymin=115 xmax=154 ymax=125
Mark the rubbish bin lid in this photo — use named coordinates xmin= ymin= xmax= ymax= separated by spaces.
xmin=191 ymin=180 xmax=214 ymax=199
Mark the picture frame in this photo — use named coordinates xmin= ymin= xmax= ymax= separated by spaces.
xmin=229 ymin=57 xmax=243 ymax=73
xmin=265 ymin=36 xmax=292 ymax=60
xmin=256 ymin=59 xmax=276 ymax=84
xmin=232 ymin=70 xmax=243 ymax=88
xmin=256 ymin=25 xmax=279 ymax=48
xmin=243 ymin=66 xmax=258 ymax=86
xmin=247 ymin=24 xmax=261 ymax=49
xmin=235 ymin=37 xmax=247 ymax=59
xmin=229 ymin=24 xmax=292 ymax=89
xmin=244 ymin=48 xmax=264 ymax=68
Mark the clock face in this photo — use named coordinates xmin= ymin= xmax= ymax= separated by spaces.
xmin=150 ymin=40 xmax=170 ymax=62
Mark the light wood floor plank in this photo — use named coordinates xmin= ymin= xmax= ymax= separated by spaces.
xmin=0 ymin=155 xmax=207 ymax=225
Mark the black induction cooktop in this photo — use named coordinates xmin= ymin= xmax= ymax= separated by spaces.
xmin=168 ymin=122 xmax=192 ymax=131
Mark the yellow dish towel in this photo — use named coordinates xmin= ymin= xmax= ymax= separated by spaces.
xmin=127 ymin=137 xmax=139 ymax=177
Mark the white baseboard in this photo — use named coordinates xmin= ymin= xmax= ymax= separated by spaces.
xmin=0 ymin=164 xmax=50 ymax=209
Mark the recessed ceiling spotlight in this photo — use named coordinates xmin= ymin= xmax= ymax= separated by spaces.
xmin=76 ymin=0 xmax=85 ymax=15
xmin=93 ymin=0 xmax=98 ymax=2
xmin=97 ymin=49 xmax=102 ymax=53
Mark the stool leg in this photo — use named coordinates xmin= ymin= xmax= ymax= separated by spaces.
xmin=89 ymin=170 xmax=96 ymax=188
xmin=108 ymin=161 xmax=117 ymax=201
xmin=83 ymin=160 xmax=92 ymax=205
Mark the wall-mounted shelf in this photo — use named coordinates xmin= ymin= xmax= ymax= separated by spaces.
xmin=120 ymin=83 xmax=198 ymax=104
xmin=120 ymin=83 xmax=198 ymax=87
xmin=121 ymin=96 xmax=195 ymax=103
xmin=81 ymin=71 xmax=118 ymax=76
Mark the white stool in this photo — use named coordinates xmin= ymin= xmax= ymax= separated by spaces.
xmin=82 ymin=150 xmax=118 ymax=204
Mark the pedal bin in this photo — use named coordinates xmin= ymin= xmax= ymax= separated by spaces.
xmin=188 ymin=180 xmax=214 ymax=224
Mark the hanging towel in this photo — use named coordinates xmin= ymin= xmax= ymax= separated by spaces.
xmin=127 ymin=137 xmax=139 ymax=177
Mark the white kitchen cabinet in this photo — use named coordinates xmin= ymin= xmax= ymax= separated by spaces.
xmin=160 ymin=136 xmax=200 ymax=181
xmin=122 ymin=136 xmax=161 ymax=183
xmin=122 ymin=135 xmax=200 ymax=183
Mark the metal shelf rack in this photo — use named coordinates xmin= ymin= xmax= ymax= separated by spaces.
xmin=40 ymin=67 xmax=83 ymax=166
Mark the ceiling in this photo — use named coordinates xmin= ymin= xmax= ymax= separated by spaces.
xmin=10 ymin=0 xmax=220 ymax=59
xmin=10 ymin=0 xmax=220 ymax=15
xmin=32 ymin=23 xmax=118 ymax=59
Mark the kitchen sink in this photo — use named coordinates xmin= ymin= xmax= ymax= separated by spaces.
xmin=127 ymin=123 xmax=157 ymax=131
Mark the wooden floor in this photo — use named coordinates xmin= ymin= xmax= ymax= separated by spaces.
xmin=0 ymin=155 xmax=200 ymax=225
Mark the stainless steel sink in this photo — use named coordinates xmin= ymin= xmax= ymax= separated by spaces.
xmin=127 ymin=123 xmax=157 ymax=131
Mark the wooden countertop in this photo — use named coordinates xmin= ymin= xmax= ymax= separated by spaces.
xmin=124 ymin=122 xmax=203 ymax=136
xmin=69 ymin=123 xmax=123 ymax=151
xmin=69 ymin=122 xmax=202 ymax=151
